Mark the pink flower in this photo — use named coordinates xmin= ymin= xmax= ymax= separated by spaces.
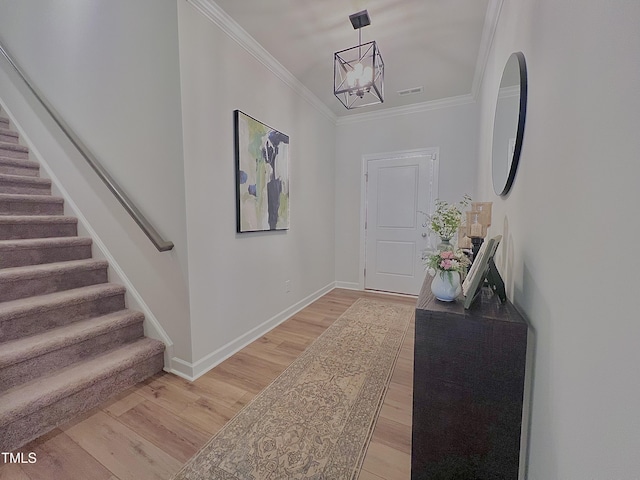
xmin=440 ymin=259 xmax=453 ymax=270
xmin=440 ymin=251 xmax=455 ymax=259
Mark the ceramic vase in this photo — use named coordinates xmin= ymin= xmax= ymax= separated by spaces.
xmin=437 ymin=237 xmax=454 ymax=251
xmin=431 ymin=271 xmax=461 ymax=302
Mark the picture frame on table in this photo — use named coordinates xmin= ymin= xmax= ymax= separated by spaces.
xmin=462 ymin=235 xmax=505 ymax=309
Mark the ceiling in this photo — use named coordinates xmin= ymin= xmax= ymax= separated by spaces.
xmin=212 ymin=0 xmax=492 ymax=118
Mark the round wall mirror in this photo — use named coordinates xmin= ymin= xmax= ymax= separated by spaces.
xmin=492 ymin=52 xmax=527 ymax=196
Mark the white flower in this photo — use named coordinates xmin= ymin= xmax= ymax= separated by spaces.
xmin=427 ymin=267 xmax=436 ymax=277
xmin=427 ymin=195 xmax=471 ymax=238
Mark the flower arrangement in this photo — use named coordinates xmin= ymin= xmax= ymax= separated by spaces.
xmin=428 ymin=194 xmax=471 ymax=239
xmin=425 ymin=249 xmax=470 ymax=278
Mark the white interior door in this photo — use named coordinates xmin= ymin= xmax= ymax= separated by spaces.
xmin=364 ymin=150 xmax=438 ymax=295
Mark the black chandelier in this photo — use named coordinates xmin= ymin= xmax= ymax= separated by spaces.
xmin=334 ymin=10 xmax=384 ymax=110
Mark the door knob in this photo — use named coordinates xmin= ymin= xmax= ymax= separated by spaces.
xmin=422 ymin=232 xmax=427 ymax=237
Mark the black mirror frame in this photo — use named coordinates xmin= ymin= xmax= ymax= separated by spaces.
xmin=493 ymin=51 xmax=528 ymax=196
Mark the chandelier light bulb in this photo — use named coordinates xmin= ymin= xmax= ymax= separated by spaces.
xmin=347 ymin=69 xmax=357 ymax=87
xmin=347 ymin=63 xmax=364 ymax=87
xmin=346 ymin=63 xmax=374 ymax=88
xmin=362 ymin=66 xmax=373 ymax=84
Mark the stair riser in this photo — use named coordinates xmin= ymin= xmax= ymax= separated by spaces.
xmin=0 ymin=200 xmax=63 ymax=216
xmin=0 ymin=222 xmax=77 ymax=240
xmin=0 ymin=244 xmax=92 ymax=269
xmin=0 ymin=183 xmax=51 ymax=195
xmin=0 ymin=133 xmax=19 ymax=144
xmin=0 ymin=293 xmax=125 ymax=343
xmin=0 ymin=147 xmax=28 ymax=160
xmin=0 ymin=267 xmax=108 ymax=302
xmin=0 ymin=165 xmax=39 ymax=177
xmin=0 ymin=352 xmax=163 ymax=452
xmin=0 ymin=322 xmax=144 ymax=392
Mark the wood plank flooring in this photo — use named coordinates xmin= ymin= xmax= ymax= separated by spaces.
xmin=1 ymin=289 xmax=415 ymax=480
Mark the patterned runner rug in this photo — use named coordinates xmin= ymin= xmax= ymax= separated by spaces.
xmin=172 ymin=298 xmax=414 ymax=480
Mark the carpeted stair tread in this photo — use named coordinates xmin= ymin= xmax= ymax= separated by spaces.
xmin=0 ymin=237 xmax=91 ymax=250
xmin=0 ymin=215 xmax=78 ymax=240
xmin=0 ymin=173 xmax=51 ymax=186
xmin=0 ymin=193 xmax=63 ymax=203
xmin=0 ymin=237 xmax=93 ymax=269
xmin=0 ymin=284 xmax=126 ymax=343
xmin=0 ymin=141 xmax=28 ymax=153
xmin=0 ymin=157 xmax=39 ymax=177
xmin=0 ymin=259 xmax=109 ymax=302
xmin=0 ymin=337 xmax=164 ymax=427
xmin=0 ymin=283 xmax=126 ymax=324
xmin=0 ymin=310 xmax=145 ymax=369
xmin=0 ymin=237 xmax=93 ymax=250
xmin=0 ymin=117 xmax=8 ymax=127
xmin=0 ymin=128 xmax=19 ymax=143
xmin=0 ymin=156 xmax=40 ymax=169
xmin=0 ymin=174 xmax=51 ymax=195
xmin=0 ymin=215 xmax=76 ymax=225
xmin=0 ymin=258 xmax=108 ymax=282
xmin=0 ymin=142 xmax=29 ymax=159
xmin=0 ymin=193 xmax=64 ymax=216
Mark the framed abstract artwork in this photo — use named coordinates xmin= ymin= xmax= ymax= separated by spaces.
xmin=234 ymin=110 xmax=290 ymax=233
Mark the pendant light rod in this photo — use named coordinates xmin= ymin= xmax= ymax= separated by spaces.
xmin=350 ymin=10 xmax=369 ymax=61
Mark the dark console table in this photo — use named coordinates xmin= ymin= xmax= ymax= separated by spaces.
xmin=412 ymin=276 xmax=528 ymax=479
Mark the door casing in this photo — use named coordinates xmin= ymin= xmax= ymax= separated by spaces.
xmin=358 ymin=147 xmax=440 ymax=293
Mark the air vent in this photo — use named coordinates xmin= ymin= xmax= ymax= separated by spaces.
xmin=397 ymin=86 xmax=424 ymax=96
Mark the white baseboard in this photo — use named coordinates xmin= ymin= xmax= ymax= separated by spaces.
xmin=335 ymin=281 xmax=419 ymax=299
xmin=335 ymin=281 xmax=361 ymax=290
xmin=167 ymin=356 xmax=195 ymax=381
xmin=168 ymin=282 xmax=336 ymax=381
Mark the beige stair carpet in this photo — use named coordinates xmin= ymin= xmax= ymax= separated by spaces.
xmin=0 ymin=107 xmax=164 ymax=453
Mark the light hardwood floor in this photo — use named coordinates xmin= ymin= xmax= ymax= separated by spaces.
xmin=0 ymin=289 xmax=415 ymax=480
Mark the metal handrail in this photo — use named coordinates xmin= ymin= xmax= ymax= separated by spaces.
xmin=0 ymin=42 xmax=174 ymax=252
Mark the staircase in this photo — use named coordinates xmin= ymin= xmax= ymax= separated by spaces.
xmin=0 ymin=109 xmax=165 ymax=452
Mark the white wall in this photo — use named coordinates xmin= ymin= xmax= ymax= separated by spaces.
xmin=334 ymin=101 xmax=479 ymax=286
xmin=0 ymin=0 xmax=192 ymax=363
xmin=177 ymin=2 xmax=336 ymax=373
xmin=476 ymin=0 xmax=640 ymax=478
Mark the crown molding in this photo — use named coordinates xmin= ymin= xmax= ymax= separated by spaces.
xmin=187 ymin=0 xmax=337 ymax=124
xmin=187 ymin=0 xmax=503 ymax=127
xmin=471 ymin=0 xmax=504 ymax=99
xmin=335 ymin=94 xmax=476 ymax=126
